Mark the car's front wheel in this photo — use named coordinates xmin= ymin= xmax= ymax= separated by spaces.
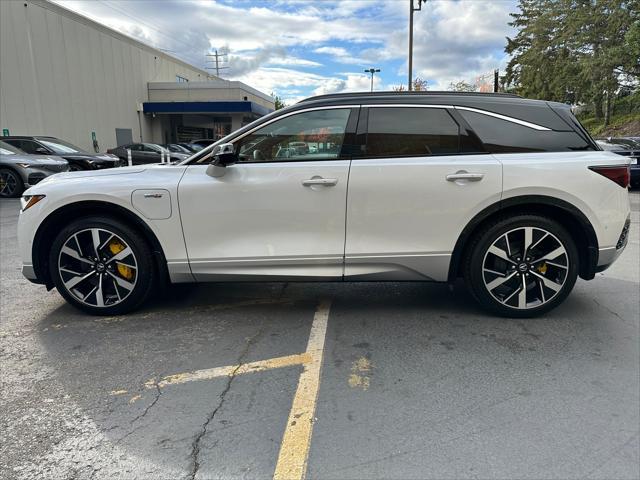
xmin=0 ymin=168 xmax=24 ymax=198
xmin=49 ymin=217 xmax=155 ymax=315
xmin=464 ymin=215 xmax=579 ymax=317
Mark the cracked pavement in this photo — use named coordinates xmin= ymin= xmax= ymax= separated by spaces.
xmin=1 ymin=192 xmax=639 ymax=479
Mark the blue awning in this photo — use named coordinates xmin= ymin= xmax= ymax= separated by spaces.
xmin=143 ymin=101 xmax=273 ymax=116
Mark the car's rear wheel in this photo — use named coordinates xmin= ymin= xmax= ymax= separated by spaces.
xmin=49 ymin=217 xmax=155 ymax=315
xmin=0 ymin=168 xmax=24 ymax=198
xmin=464 ymin=215 xmax=579 ymax=317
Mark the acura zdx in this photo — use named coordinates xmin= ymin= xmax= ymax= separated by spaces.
xmin=18 ymin=92 xmax=631 ymax=317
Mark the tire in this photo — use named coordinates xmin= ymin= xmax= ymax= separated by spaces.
xmin=49 ymin=216 xmax=156 ymax=315
xmin=463 ymin=214 xmax=579 ymax=318
xmin=0 ymin=168 xmax=24 ymax=198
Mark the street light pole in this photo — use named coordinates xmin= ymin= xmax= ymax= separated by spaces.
xmin=408 ymin=0 xmax=426 ymax=91
xmin=364 ymin=68 xmax=381 ymax=92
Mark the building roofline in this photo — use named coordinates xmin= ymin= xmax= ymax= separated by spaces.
xmin=34 ymin=0 xmax=212 ymax=79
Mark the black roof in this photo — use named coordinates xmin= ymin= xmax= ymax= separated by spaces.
xmin=298 ymin=91 xmax=521 ymax=103
xmin=290 ymin=91 xmax=574 ymax=131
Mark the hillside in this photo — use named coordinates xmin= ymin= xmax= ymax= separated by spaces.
xmin=577 ymin=93 xmax=640 ymax=138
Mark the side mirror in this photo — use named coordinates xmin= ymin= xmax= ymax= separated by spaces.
xmin=206 ymin=143 xmax=237 ymax=178
xmin=35 ymin=147 xmax=49 ymax=154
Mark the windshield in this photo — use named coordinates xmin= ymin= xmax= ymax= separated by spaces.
xmin=38 ymin=138 xmax=84 ymax=154
xmin=0 ymin=141 xmax=23 ymax=155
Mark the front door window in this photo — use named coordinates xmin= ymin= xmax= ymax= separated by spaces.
xmin=235 ymin=109 xmax=352 ymax=163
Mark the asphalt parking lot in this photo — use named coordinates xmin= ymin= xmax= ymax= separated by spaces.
xmin=1 ymin=193 xmax=639 ymax=480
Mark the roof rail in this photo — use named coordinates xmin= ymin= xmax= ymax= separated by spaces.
xmin=297 ymin=90 xmax=521 ymax=103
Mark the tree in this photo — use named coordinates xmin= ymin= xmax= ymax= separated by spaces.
xmin=448 ymin=80 xmax=476 ymax=92
xmin=505 ymin=0 xmax=639 ymax=125
xmin=392 ymin=77 xmax=428 ymax=91
xmin=271 ymin=92 xmax=287 ymax=110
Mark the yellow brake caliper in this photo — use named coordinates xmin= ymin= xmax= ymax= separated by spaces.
xmin=108 ymin=240 xmax=134 ymax=280
xmin=537 ymin=262 xmax=548 ymax=274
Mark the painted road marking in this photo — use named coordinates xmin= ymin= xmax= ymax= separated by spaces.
xmin=118 ymin=299 xmax=332 ymax=480
xmin=153 ymin=353 xmax=312 ymax=387
xmin=273 ymin=299 xmax=331 ymax=480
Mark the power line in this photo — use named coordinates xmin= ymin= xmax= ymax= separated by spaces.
xmin=96 ymin=0 xmax=196 ymax=54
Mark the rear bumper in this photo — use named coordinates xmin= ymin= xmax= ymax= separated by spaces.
xmin=595 ymin=216 xmax=630 ymax=273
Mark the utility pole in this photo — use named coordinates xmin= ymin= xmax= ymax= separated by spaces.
xmin=408 ymin=0 xmax=426 ymax=91
xmin=205 ymin=49 xmax=229 ymax=77
xmin=493 ymin=68 xmax=499 ymax=93
xmin=364 ymin=68 xmax=381 ymax=92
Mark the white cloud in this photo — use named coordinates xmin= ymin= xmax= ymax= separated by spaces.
xmin=53 ymin=0 xmax=518 ymax=99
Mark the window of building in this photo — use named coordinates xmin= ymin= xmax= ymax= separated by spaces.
xmin=364 ymin=107 xmax=460 ymax=157
xmin=235 ymin=108 xmax=352 ymax=163
xmin=176 ymin=75 xmax=189 ymax=83
xmin=458 ymin=110 xmax=593 ymax=153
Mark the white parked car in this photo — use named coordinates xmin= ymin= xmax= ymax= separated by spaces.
xmin=18 ymin=92 xmax=631 ymax=317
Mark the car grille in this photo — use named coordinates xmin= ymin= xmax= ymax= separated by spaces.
xmin=41 ymin=164 xmax=68 ymax=173
xmin=28 ymin=172 xmax=46 ymax=184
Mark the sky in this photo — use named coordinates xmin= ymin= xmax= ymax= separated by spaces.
xmin=54 ymin=0 xmax=519 ymax=103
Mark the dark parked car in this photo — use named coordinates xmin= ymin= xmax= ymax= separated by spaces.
xmin=0 ymin=141 xmax=69 ymax=197
xmin=107 ymin=143 xmax=189 ymax=165
xmin=596 ymin=139 xmax=639 ymax=187
xmin=190 ymin=139 xmax=215 ymax=149
xmin=3 ymin=136 xmax=121 ymax=171
xmin=162 ymin=143 xmax=192 ymax=154
xmin=177 ymin=143 xmax=200 ymax=152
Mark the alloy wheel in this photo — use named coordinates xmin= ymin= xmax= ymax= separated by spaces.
xmin=57 ymin=228 xmax=138 ymax=308
xmin=481 ymin=226 xmax=569 ymax=310
xmin=0 ymin=171 xmax=18 ymax=197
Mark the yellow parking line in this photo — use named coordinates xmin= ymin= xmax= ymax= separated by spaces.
xmin=273 ymin=299 xmax=331 ymax=480
xmin=155 ymin=353 xmax=312 ymax=387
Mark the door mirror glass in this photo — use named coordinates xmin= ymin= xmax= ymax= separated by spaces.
xmin=206 ymin=143 xmax=236 ymax=178
xmin=212 ymin=143 xmax=237 ymax=166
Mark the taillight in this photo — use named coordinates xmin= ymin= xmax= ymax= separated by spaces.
xmin=589 ymin=165 xmax=630 ymax=188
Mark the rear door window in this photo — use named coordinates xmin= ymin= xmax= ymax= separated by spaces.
xmin=363 ymin=107 xmax=461 ymax=157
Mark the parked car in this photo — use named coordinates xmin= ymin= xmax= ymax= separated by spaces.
xmin=162 ymin=144 xmax=192 ymax=154
xmin=0 ymin=141 xmax=69 ymax=197
xmin=177 ymin=143 xmax=200 ymax=152
xmin=107 ymin=143 xmax=189 ymax=165
xmin=596 ymin=139 xmax=640 ymax=187
xmin=191 ymin=139 xmax=216 ymax=149
xmin=18 ymin=92 xmax=630 ymax=317
xmin=3 ymin=136 xmax=120 ymax=171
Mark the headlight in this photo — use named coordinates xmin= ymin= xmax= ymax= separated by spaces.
xmin=21 ymin=194 xmax=46 ymax=211
xmin=16 ymin=163 xmax=32 ymax=169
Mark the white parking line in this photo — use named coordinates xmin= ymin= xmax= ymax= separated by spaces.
xmin=273 ymin=299 xmax=331 ymax=480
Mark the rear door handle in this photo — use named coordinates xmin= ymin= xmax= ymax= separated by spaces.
xmin=302 ymin=177 xmax=338 ymax=187
xmin=446 ymin=172 xmax=485 ymax=182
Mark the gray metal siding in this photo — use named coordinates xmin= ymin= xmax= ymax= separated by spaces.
xmin=0 ymin=0 xmax=211 ymax=152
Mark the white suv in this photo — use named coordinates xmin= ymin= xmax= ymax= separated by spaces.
xmin=17 ymin=92 xmax=631 ymax=317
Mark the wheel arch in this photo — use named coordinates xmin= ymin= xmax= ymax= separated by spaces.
xmin=33 ymin=200 xmax=169 ymax=289
xmin=448 ymin=195 xmax=599 ymax=283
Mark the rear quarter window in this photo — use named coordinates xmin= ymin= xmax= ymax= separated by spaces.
xmin=459 ymin=110 xmax=594 ymax=153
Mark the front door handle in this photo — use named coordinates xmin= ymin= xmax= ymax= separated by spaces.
xmin=446 ymin=171 xmax=485 ymax=182
xmin=302 ymin=177 xmax=338 ymax=187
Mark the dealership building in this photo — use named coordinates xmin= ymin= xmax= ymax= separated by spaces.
xmin=0 ymin=0 xmax=274 ymax=153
